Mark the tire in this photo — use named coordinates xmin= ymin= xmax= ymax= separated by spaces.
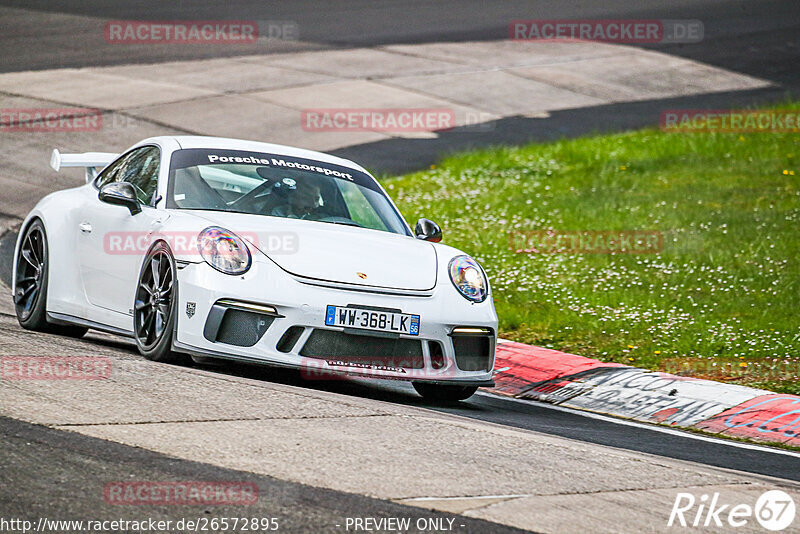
xmin=134 ymin=242 xmax=186 ymax=364
xmin=14 ymin=219 xmax=87 ymax=338
xmin=412 ymin=382 xmax=479 ymax=402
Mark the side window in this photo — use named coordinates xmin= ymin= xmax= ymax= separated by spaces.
xmin=95 ymin=146 xmax=161 ymax=205
xmin=124 ymin=147 xmax=160 ymax=205
xmin=95 ymin=152 xmax=133 ymax=188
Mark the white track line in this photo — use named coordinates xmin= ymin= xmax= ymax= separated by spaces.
xmin=477 ymin=391 xmax=800 ymax=459
xmin=402 ymin=494 xmax=532 ymax=502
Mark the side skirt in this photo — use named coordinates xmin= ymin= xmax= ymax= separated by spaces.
xmin=47 ymin=312 xmax=135 ymax=338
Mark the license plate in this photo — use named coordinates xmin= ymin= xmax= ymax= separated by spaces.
xmin=325 ymin=305 xmax=420 ymax=336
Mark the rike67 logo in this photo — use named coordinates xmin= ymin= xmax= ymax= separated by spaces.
xmin=669 ymin=490 xmax=796 ymax=531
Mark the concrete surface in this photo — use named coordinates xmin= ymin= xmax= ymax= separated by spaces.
xmin=453 ymin=484 xmax=790 ymax=534
xmin=2 ymin=416 xmax=528 ymax=534
xmin=0 ymin=69 xmax=218 ymax=109
xmin=95 ymin=59 xmax=340 ymax=93
xmin=67 ymin=415 xmax=737 ymax=500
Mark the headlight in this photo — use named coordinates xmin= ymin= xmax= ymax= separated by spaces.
xmin=448 ymin=255 xmax=488 ymax=303
xmin=197 ymin=227 xmax=251 ymax=275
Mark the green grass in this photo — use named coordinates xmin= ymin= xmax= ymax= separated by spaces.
xmin=383 ymin=103 xmax=800 ymax=395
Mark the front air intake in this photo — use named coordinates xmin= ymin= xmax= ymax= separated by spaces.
xmin=203 ymin=300 xmax=277 ymax=347
xmin=276 ymin=326 xmax=305 ymax=353
xmin=215 ymin=309 xmax=274 ymax=347
xmin=451 ymin=330 xmax=493 ymax=371
xmin=300 ymin=329 xmax=424 ymax=369
xmin=428 ymin=340 xmax=445 ymax=369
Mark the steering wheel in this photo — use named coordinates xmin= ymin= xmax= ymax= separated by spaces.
xmin=227 ymin=179 xmax=276 ymax=209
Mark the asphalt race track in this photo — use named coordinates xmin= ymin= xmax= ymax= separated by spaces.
xmin=2 ymin=300 xmax=794 ymax=483
xmin=2 ymin=0 xmax=799 ymax=91
xmin=1 ymin=305 xmax=798 ymax=532
xmin=1 ymin=2 xmax=799 ymax=532
xmin=182 ymin=356 xmax=800 ymax=482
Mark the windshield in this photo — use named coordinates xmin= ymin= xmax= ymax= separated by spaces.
xmin=167 ymin=148 xmax=410 ymax=236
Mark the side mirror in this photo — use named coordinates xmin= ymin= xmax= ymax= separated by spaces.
xmin=99 ymin=182 xmax=141 ymax=215
xmin=414 ymin=218 xmax=442 ymax=243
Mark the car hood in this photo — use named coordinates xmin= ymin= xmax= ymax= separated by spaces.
xmin=181 ymin=211 xmax=437 ymax=290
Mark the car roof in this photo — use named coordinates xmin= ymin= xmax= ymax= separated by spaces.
xmin=144 ymin=135 xmax=371 ymax=175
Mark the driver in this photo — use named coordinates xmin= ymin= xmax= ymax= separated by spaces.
xmin=269 ymin=178 xmax=322 ymax=219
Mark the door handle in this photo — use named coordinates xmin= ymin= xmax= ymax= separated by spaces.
xmin=79 ymin=222 xmax=92 ymax=233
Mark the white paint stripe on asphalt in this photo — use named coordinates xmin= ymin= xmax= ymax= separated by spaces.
xmin=477 ymin=391 xmax=800 ymax=459
xmin=402 ymin=494 xmax=532 ymax=502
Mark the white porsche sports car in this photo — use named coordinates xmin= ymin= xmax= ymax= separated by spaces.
xmin=12 ymin=136 xmax=497 ymax=400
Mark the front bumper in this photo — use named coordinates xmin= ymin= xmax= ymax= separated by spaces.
xmin=173 ymin=258 xmax=497 ymax=385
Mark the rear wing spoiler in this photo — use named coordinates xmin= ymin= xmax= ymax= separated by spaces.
xmin=50 ymin=148 xmax=118 ymax=182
